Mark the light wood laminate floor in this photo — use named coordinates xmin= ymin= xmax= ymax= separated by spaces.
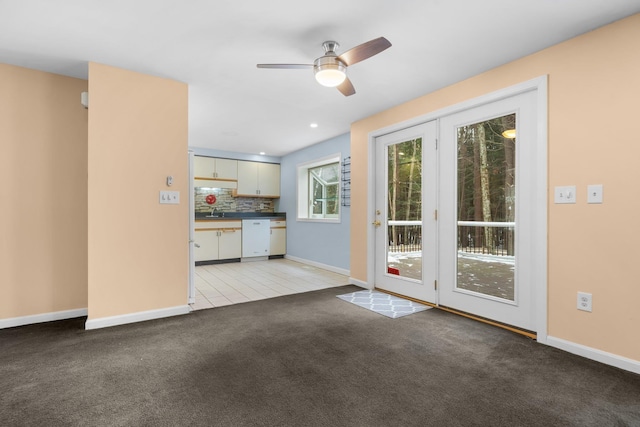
xmin=191 ymin=258 xmax=349 ymax=311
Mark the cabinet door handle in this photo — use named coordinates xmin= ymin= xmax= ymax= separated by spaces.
xmin=194 ymin=243 xmax=200 ymax=248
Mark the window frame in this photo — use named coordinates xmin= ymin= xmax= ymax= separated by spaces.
xmin=297 ymin=153 xmax=341 ymax=223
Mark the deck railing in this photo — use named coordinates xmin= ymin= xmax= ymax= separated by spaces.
xmin=387 ymin=220 xmax=422 ymax=253
xmin=387 ymin=220 xmax=515 ymax=256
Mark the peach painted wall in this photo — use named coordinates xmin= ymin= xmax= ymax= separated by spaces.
xmin=0 ymin=64 xmax=88 ymax=319
xmin=87 ymin=63 xmax=188 ymax=320
xmin=351 ymin=14 xmax=640 ymax=361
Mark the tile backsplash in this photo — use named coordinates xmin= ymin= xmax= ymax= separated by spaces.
xmin=194 ymin=187 xmax=275 ymax=213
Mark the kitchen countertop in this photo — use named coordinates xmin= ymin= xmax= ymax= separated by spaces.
xmin=195 ymin=212 xmax=286 ymax=221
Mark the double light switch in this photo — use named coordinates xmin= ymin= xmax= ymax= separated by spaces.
xmin=554 ymin=186 xmax=576 ymax=204
xmin=554 ymin=185 xmax=603 ymax=204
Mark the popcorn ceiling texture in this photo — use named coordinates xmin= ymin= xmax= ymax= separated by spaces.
xmin=194 ymin=187 xmax=275 ymax=213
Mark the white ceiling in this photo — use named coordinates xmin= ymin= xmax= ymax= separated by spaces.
xmin=1 ymin=1 xmax=638 ymax=157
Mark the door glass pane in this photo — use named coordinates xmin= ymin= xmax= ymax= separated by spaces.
xmin=387 ymin=138 xmax=422 ymax=281
xmin=456 ymin=114 xmax=515 ymax=300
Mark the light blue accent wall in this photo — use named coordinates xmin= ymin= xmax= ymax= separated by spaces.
xmin=279 ymin=133 xmax=350 ymax=271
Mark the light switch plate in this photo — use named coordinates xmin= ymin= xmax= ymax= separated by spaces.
xmin=159 ymin=191 xmax=180 ymax=204
xmin=554 ymin=186 xmax=576 ymax=204
xmin=587 ymin=184 xmax=603 ymax=204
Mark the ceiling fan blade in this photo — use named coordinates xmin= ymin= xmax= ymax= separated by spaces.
xmin=338 ymin=37 xmax=392 ymax=66
xmin=256 ymin=64 xmax=313 ymax=69
xmin=337 ymin=77 xmax=355 ymax=97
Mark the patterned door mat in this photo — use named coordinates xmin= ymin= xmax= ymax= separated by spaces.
xmin=337 ymin=290 xmax=431 ymax=319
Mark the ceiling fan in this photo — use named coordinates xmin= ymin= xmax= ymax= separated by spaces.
xmin=257 ymin=36 xmax=392 ymax=97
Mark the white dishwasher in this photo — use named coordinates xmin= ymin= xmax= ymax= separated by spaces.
xmin=242 ymin=219 xmax=271 ymax=258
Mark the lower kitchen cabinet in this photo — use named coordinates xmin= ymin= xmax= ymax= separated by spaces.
xmin=195 ymin=230 xmax=220 ymax=261
xmin=218 ymin=228 xmax=242 ymax=259
xmin=195 ymin=220 xmax=242 ymax=262
xmin=270 ymin=220 xmax=286 ymax=256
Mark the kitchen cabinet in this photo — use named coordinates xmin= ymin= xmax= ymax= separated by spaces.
xmin=236 ymin=161 xmax=280 ymax=197
xmin=194 ymin=220 xmax=241 ymax=262
xmin=194 ymin=230 xmax=220 ymax=262
xmin=270 ymin=220 xmax=286 ymax=256
xmin=194 ymin=156 xmax=238 ymax=188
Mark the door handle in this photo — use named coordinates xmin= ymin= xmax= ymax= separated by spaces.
xmin=194 ymin=243 xmax=200 ymax=248
xmin=372 ymin=220 xmax=381 ymax=227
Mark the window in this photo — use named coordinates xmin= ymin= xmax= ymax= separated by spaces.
xmin=297 ymin=154 xmax=341 ymax=222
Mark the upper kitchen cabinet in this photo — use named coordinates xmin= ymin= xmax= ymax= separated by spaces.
xmin=194 ymin=156 xmax=237 ymax=188
xmin=236 ymin=161 xmax=280 ymax=198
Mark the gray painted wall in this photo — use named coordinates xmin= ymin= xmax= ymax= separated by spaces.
xmin=279 ymin=133 xmax=350 ymax=272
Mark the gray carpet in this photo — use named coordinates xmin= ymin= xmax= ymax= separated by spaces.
xmin=2 ymin=285 xmax=640 ymax=426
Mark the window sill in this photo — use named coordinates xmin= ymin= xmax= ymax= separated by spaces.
xmin=296 ymin=217 xmax=341 ymax=224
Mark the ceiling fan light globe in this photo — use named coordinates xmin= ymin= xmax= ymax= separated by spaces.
xmin=313 ymin=56 xmax=347 ymax=87
xmin=315 ymin=68 xmax=346 ymax=87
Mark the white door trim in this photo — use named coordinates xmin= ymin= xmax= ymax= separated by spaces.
xmin=367 ymin=76 xmax=547 ymax=339
xmin=188 ymin=151 xmax=196 ymax=305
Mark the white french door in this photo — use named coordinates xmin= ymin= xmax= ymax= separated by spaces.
xmin=374 ymin=121 xmax=437 ymax=304
xmin=439 ymin=89 xmax=538 ymax=331
xmin=373 ymin=82 xmax=545 ymax=333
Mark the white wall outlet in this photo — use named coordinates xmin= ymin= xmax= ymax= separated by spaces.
xmin=587 ymin=184 xmax=603 ymax=204
xmin=159 ymin=191 xmax=180 ymax=204
xmin=577 ymin=292 xmax=592 ymax=312
xmin=554 ymin=186 xmax=576 ymax=204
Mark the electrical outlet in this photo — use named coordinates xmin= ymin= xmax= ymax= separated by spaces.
xmin=577 ymin=292 xmax=592 ymax=312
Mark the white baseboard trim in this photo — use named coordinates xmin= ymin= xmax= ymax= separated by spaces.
xmin=0 ymin=308 xmax=88 ymax=330
xmin=284 ymin=255 xmax=350 ymax=277
xmin=546 ymin=335 xmax=640 ymax=375
xmin=348 ymin=277 xmax=371 ymax=289
xmin=85 ymin=305 xmax=190 ymax=330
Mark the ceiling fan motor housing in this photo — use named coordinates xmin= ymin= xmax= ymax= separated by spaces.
xmin=314 ymin=40 xmax=347 ymax=87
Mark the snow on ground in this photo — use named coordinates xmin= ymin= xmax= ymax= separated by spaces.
xmin=457 ymin=251 xmax=515 ymax=266
xmin=386 ymin=250 xmax=515 ymax=300
xmin=388 ymin=250 xmax=514 ymax=266
xmin=388 ymin=251 xmax=421 ymax=262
